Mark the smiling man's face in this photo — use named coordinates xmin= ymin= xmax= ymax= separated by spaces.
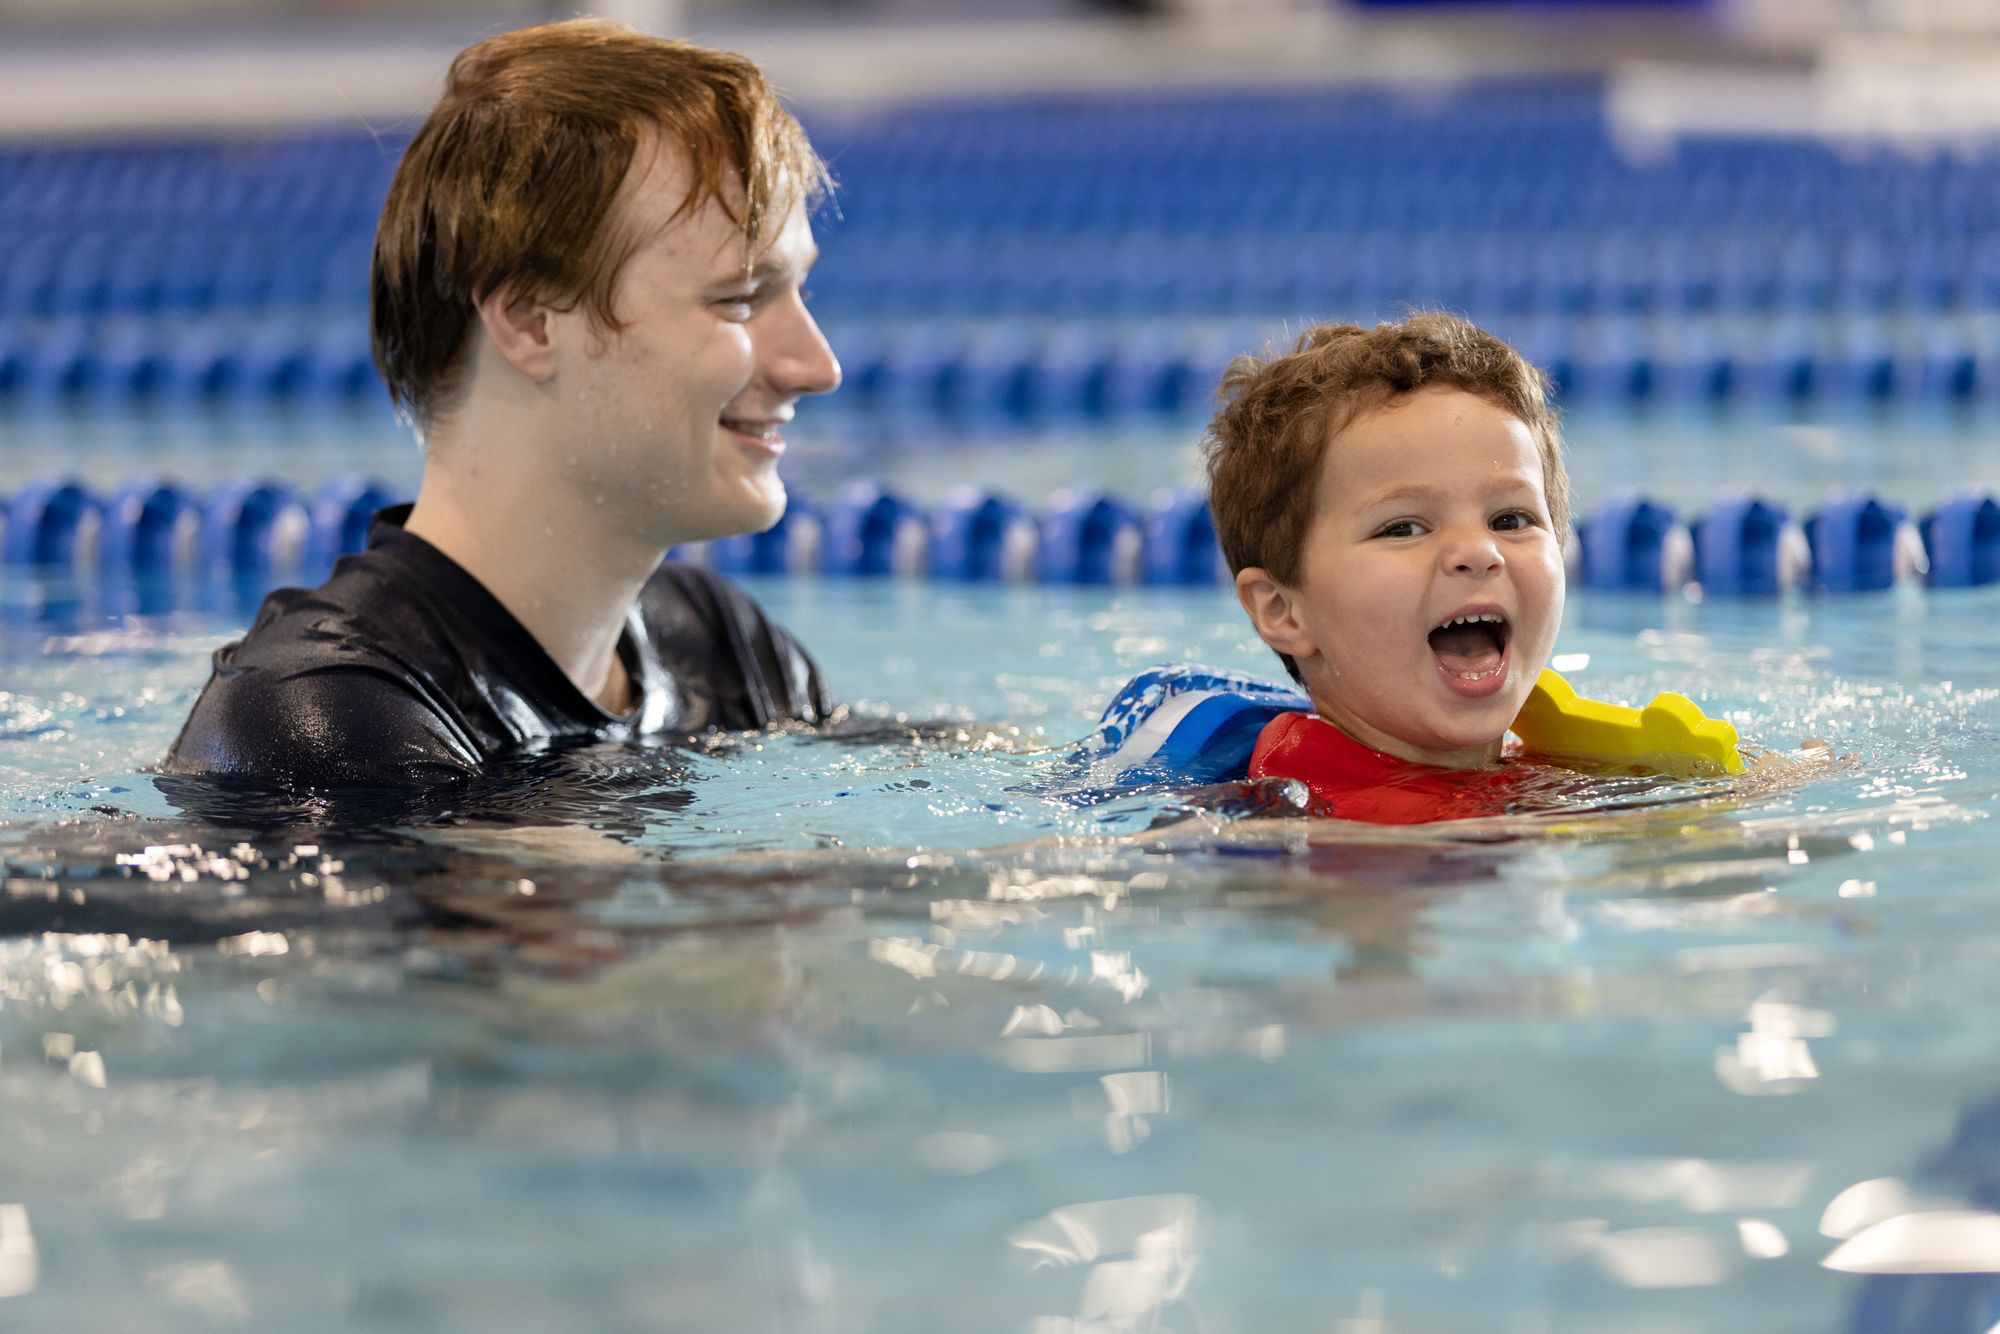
xmin=547 ymin=137 xmax=841 ymax=550
xmin=1249 ymin=384 xmax=1566 ymax=769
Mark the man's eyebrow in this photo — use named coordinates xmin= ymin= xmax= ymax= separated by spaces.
xmin=746 ymin=246 xmax=818 ymax=281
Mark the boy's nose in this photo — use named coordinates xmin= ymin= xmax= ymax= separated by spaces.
xmin=1445 ymin=529 xmax=1503 ymax=574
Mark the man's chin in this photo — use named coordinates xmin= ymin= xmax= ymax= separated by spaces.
xmin=665 ymin=475 xmax=784 ymax=537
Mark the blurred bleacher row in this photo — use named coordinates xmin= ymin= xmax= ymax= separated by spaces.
xmin=4 ymin=78 xmax=1999 ymax=424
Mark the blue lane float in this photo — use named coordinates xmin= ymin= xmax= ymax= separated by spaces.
xmin=100 ymin=478 xmax=201 ymax=571
xmin=201 ymin=479 xmax=311 ymax=575
xmin=1693 ymin=495 xmax=1798 ymax=598
xmin=1143 ymin=489 xmax=1225 ymax=587
xmin=820 ymin=481 xmax=926 ymax=577
xmin=6 ymin=475 xmax=2000 ymax=599
xmin=2 ymin=478 xmax=101 ymax=567
xmin=1576 ymin=495 xmax=1689 ymax=594
xmin=1039 ymin=489 xmax=1143 ymax=586
xmin=1922 ymin=490 xmax=2000 ymax=588
xmin=1805 ymin=491 xmax=1909 ymax=593
xmin=929 ymin=487 xmax=1035 ymax=583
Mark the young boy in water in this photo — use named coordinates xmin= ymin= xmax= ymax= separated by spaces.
xmin=1205 ymin=312 xmax=1571 ymax=823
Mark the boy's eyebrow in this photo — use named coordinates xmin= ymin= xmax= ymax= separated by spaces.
xmin=1356 ymin=477 xmax=1542 ymax=509
xmin=1357 ymin=483 xmax=1444 ymax=508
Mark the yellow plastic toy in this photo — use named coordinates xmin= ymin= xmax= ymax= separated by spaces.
xmin=1510 ymin=670 xmax=1746 ymax=778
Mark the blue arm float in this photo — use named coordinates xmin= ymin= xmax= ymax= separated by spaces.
xmin=1064 ymin=664 xmax=1310 ymax=791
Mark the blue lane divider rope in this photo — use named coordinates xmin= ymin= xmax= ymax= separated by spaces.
xmin=1923 ymin=491 xmax=2000 ymax=589
xmin=4 ymin=476 xmax=1999 ymax=594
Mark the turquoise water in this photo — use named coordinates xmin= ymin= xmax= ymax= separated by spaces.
xmin=3 ymin=551 xmax=2000 ymax=1330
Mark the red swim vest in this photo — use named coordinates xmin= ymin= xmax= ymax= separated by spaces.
xmin=1247 ymin=711 xmax=1535 ymax=824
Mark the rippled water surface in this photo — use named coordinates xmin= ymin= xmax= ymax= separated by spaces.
xmin=3 ymin=566 xmax=2000 ymax=1333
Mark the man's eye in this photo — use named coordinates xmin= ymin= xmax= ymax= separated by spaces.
xmin=712 ymin=294 xmax=756 ymax=318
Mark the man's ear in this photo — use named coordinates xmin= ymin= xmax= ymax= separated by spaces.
xmin=1234 ymin=567 xmax=1318 ymax=663
xmin=472 ymin=285 xmax=557 ymax=382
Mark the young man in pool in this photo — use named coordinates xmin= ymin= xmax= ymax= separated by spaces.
xmin=1205 ymin=312 xmax=1572 ymax=823
xmin=162 ymin=20 xmax=842 ymax=793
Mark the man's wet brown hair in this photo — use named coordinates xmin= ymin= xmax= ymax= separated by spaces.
xmin=1203 ymin=312 xmax=1569 ymax=680
xmin=371 ymin=18 xmax=830 ymax=429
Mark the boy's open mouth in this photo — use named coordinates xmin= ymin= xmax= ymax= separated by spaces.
xmin=1428 ymin=611 xmax=1511 ymax=683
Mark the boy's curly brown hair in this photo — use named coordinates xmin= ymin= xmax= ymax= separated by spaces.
xmin=1204 ymin=312 xmax=1570 ymax=592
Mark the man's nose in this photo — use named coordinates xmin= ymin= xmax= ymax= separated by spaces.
xmin=763 ymin=301 xmax=842 ymax=398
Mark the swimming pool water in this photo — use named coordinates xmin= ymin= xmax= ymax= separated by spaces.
xmin=3 ymin=548 xmax=2000 ymax=1331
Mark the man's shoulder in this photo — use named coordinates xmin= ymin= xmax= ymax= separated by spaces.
xmin=160 ymin=555 xmax=480 ymax=788
xmin=236 ymin=550 xmax=449 ymax=664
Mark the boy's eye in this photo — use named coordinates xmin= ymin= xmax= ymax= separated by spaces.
xmin=712 ymin=291 xmax=759 ymax=319
xmin=1491 ymin=511 xmax=1538 ymax=532
xmin=1377 ymin=519 xmax=1425 ymax=539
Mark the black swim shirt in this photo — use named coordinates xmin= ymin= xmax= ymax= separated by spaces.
xmin=161 ymin=506 xmax=833 ymax=793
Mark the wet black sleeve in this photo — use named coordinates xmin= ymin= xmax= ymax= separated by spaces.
xmin=161 ymin=662 xmax=483 ymax=791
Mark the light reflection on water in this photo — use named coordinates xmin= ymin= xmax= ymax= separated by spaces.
xmin=0 ymin=581 xmax=1996 ymax=1329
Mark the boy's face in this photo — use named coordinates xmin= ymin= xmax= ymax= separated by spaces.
xmin=548 ymin=139 xmax=841 ymax=548
xmin=1237 ymin=385 xmax=1566 ymax=769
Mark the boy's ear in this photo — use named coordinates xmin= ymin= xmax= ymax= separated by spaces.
xmin=1234 ymin=567 xmax=1318 ymax=663
xmin=472 ymin=285 xmax=558 ymax=382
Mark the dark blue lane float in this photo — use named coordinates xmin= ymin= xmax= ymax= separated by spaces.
xmin=1922 ymin=490 xmax=2000 ymax=589
xmin=1 ymin=478 xmax=101 ymax=567
xmin=1693 ymin=495 xmax=1800 ymax=598
xmin=1038 ymin=489 xmax=1144 ymax=586
xmin=1807 ymin=491 xmax=1913 ymax=593
xmin=930 ymin=487 xmax=1035 ymax=583
xmin=99 ymin=479 xmax=201 ymax=571
xmin=1144 ymin=489 xmax=1227 ymax=587
xmin=201 ymin=480 xmax=312 ymax=575
xmin=4 ymin=477 xmax=1998 ymax=597
xmin=820 ymin=480 xmax=927 ymax=577
xmin=1574 ymin=495 xmax=1689 ymax=594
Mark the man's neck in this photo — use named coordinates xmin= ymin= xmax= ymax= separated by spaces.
xmin=404 ymin=431 xmax=661 ymax=714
